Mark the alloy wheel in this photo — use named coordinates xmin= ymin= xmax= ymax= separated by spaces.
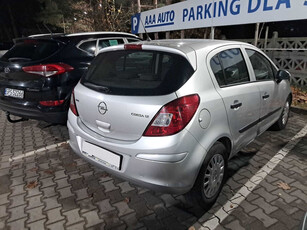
xmin=282 ymin=101 xmax=290 ymax=125
xmin=203 ymin=154 xmax=225 ymax=199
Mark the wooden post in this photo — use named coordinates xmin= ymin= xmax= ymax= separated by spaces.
xmin=271 ymin=31 xmax=278 ymax=59
xmin=254 ymin=23 xmax=260 ymax=47
xmin=210 ymin=27 xmax=215 ymax=39
xmin=264 ymin=26 xmax=269 ymax=52
xmin=181 ymin=30 xmax=184 ymax=39
xmin=137 ymin=0 xmax=143 ymax=39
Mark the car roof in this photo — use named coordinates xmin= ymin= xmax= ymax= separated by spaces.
xmin=135 ymin=39 xmax=250 ymax=54
xmin=102 ymin=39 xmax=252 ymax=70
xmin=66 ymin=32 xmax=139 ymax=38
xmin=27 ymin=32 xmax=139 ymax=39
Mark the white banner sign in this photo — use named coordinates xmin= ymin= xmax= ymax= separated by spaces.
xmin=131 ymin=0 xmax=307 ymax=34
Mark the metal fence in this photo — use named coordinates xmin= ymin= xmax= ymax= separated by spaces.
xmin=235 ymin=34 xmax=307 ymax=87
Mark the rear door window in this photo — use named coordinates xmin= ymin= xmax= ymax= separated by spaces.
xmin=0 ymin=39 xmax=61 ymax=62
xmin=78 ymin=40 xmax=97 ymax=55
xmin=210 ymin=48 xmax=250 ymax=87
xmin=127 ymin=38 xmax=140 ymax=43
xmin=98 ymin=39 xmax=124 ymax=50
xmin=82 ymin=50 xmax=194 ymax=96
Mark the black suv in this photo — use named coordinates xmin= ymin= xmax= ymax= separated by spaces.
xmin=0 ymin=32 xmax=140 ymax=124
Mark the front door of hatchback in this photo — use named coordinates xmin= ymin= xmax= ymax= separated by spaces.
xmin=244 ymin=48 xmax=281 ymax=134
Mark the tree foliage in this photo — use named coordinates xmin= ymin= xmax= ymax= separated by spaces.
xmin=36 ymin=0 xmax=137 ymax=33
xmin=0 ymin=0 xmax=225 ymax=42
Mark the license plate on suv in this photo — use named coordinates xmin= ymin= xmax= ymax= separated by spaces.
xmin=82 ymin=141 xmax=122 ymax=170
xmin=4 ymin=88 xmax=24 ymax=99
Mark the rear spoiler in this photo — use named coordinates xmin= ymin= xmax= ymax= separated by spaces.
xmin=13 ymin=37 xmax=66 ymax=45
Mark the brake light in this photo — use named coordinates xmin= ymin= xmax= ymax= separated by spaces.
xmin=22 ymin=63 xmax=74 ymax=77
xmin=69 ymin=90 xmax=79 ymax=116
xmin=124 ymin=44 xmax=142 ymax=50
xmin=143 ymin=94 xmax=200 ymax=136
xmin=39 ymin=100 xmax=64 ymax=106
xmin=23 ymin=39 xmax=39 ymax=45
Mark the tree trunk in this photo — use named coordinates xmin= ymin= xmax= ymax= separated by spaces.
xmin=154 ymin=0 xmax=158 ymax=39
xmin=165 ymin=0 xmax=171 ymax=39
xmin=7 ymin=2 xmax=18 ymax=38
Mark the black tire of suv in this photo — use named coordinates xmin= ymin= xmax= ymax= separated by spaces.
xmin=187 ymin=141 xmax=228 ymax=210
xmin=271 ymin=97 xmax=291 ymax=131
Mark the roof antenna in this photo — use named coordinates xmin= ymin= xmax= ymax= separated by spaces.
xmin=43 ymin=23 xmax=53 ymax=37
xmin=140 ymin=19 xmax=151 ymax=41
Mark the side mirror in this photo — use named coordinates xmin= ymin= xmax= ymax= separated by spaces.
xmin=276 ymin=70 xmax=291 ymax=83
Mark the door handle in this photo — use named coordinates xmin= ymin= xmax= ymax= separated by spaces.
xmin=262 ymin=94 xmax=270 ymax=99
xmin=230 ymin=101 xmax=242 ymax=110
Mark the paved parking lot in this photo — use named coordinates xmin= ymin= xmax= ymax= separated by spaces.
xmin=0 ymin=110 xmax=306 ymax=230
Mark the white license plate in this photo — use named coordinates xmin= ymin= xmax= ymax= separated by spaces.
xmin=4 ymin=88 xmax=24 ymax=99
xmin=82 ymin=141 xmax=121 ymax=170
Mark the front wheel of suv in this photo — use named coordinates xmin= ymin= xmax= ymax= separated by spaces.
xmin=188 ymin=141 xmax=228 ymax=209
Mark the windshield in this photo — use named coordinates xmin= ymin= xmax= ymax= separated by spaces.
xmin=1 ymin=39 xmax=62 ymax=62
xmin=82 ymin=50 xmax=194 ymax=96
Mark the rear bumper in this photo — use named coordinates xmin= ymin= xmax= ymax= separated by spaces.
xmin=0 ymin=100 xmax=67 ymax=124
xmin=67 ymin=110 xmax=207 ymax=194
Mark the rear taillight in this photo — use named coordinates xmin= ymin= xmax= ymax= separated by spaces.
xmin=39 ymin=100 xmax=64 ymax=106
xmin=70 ymin=90 xmax=79 ymax=116
xmin=22 ymin=63 xmax=74 ymax=77
xmin=143 ymin=94 xmax=200 ymax=136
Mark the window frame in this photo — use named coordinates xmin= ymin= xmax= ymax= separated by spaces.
xmin=208 ymin=46 xmax=251 ymax=88
xmin=76 ymin=37 xmax=129 ymax=56
xmin=126 ymin=38 xmax=141 ymax=43
xmin=76 ymin=38 xmax=98 ymax=56
xmin=81 ymin=49 xmax=195 ymax=96
xmin=96 ymin=38 xmax=125 ymax=55
xmin=244 ymin=47 xmax=278 ymax=82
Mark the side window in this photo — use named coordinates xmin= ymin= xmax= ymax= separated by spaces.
xmin=246 ymin=49 xmax=275 ymax=81
xmin=210 ymin=48 xmax=250 ymax=87
xmin=127 ymin=38 xmax=139 ymax=43
xmin=210 ymin=55 xmax=226 ymax=86
xmin=98 ymin=39 xmax=124 ymax=51
xmin=78 ymin=40 xmax=97 ymax=55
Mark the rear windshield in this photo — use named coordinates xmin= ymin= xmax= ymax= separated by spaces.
xmin=82 ymin=50 xmax=194 ymax=96
xmin=0 ymin=39 xmax=61 ymax=62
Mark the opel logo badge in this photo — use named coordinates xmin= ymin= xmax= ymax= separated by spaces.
xmin=4 ymin=67 xmax=10 ymax=73
xmin=98 ymin=102 xmax=108 ymax=115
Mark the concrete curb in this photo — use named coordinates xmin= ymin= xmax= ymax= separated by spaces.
xmin=291 ymin=106 xmax=307 ymax=115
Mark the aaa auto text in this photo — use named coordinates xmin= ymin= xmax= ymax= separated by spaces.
xmin=144 ymin=0 xmax=291 ymax=27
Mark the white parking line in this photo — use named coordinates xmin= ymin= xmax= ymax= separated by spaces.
xmin=9 ymin=141 xmax=69 ymax=162
xmin=194 ymin=124 xmax=307 ymax=229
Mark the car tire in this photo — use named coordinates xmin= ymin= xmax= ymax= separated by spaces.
xmin=271 ymin=97 xmax=291 ymax=131
xmin=187 ymin=141 xmax=227 ymax=210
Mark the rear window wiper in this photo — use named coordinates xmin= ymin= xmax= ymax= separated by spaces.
xmin=8 ymin=57 xmax=32 ymax=62
xmin=83 ymin=82 xmax=111 ymax=93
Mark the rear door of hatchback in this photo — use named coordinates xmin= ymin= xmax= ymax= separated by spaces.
xmin=207 ymin=45 xmax=261 ymax=153
xmin=73 ymin=44 xmax=197 ymax=142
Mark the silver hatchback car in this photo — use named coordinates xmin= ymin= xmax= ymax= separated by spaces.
xmin=68 ymin=40 xmax=291 ymax=207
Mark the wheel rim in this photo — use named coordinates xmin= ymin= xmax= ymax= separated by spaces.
xmin=282 ymin=101 xmax=290 ymax=125
xmin=203 ymin=154 xmax=225 ymax=199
